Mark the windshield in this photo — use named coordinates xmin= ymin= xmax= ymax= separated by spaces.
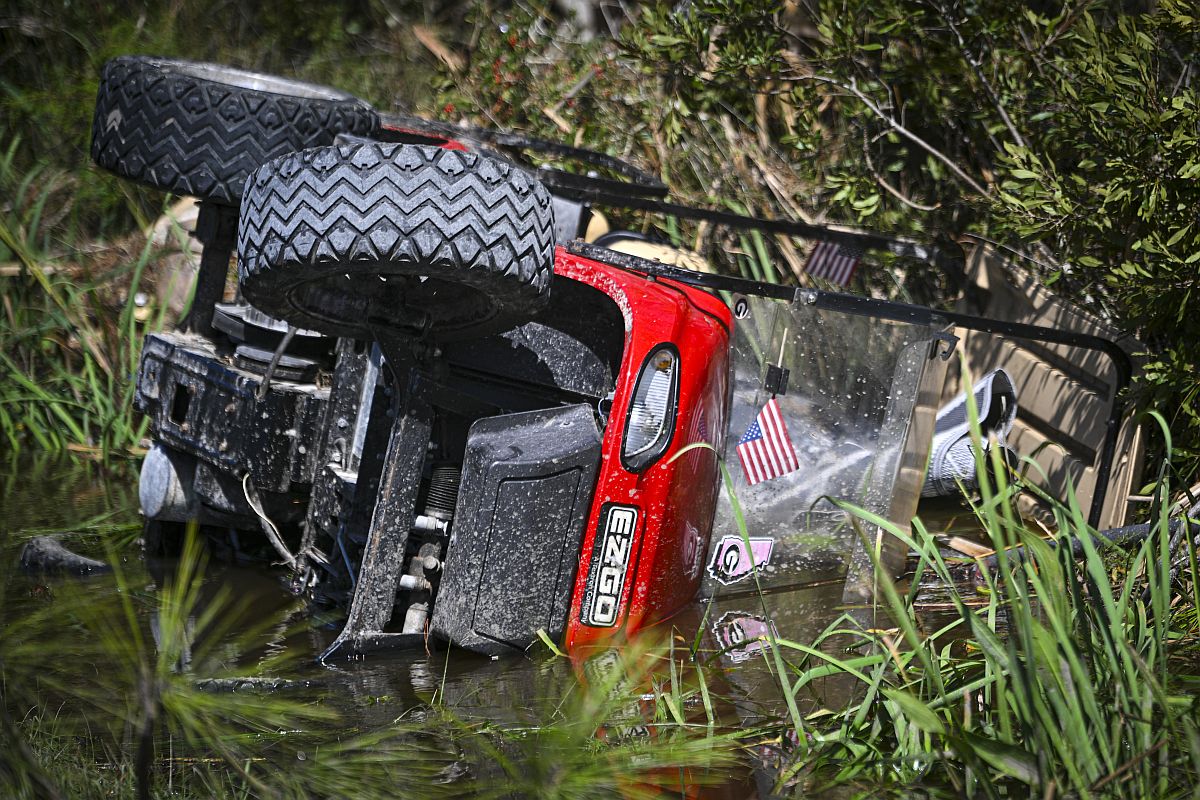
xmin=704 ymin=293 xmax=948 ymax=598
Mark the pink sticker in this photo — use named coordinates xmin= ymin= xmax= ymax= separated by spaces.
xmin=706 ymin=535 xmax=773 ymax=585
xmin=712 ymin=611 xmax=778 ymax=664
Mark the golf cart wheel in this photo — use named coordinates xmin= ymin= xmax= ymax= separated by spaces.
xmin=237 ymin=142 xmax=555 ymax=341
xmin=91 ymin=56 xmax=378 ymax=205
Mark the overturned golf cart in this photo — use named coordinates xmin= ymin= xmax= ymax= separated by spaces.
xmin=95 ymin=56 xmax=1139 ymax=660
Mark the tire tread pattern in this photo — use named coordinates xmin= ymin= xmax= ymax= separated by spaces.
xmin=238 ymin=142 xmax=554 ymax=339
xmin=91 ymin=56 xmax=379 ymax=205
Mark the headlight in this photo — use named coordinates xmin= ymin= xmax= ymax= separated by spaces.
xmin=622 ymin=345 xmax=680 ymax=471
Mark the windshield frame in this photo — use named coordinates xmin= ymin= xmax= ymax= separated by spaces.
xmin=566 ymin=240 xmax=1133 ymax=528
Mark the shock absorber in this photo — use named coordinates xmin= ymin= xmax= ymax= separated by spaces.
xmin=424 ymin=464 xmax=461 ymax=521
xmin=400 ymin=464 xmax=461 ymax=634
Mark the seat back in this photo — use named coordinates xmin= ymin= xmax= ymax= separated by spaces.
xmin=946 ymin=241 xmax=1144 ymax=528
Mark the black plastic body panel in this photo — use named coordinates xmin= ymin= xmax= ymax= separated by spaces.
xmin=440 ymin=278 xmax=625 ymax=403
xmin=432 ymin=403 xmax=602 ymax=655
xmin=136 ymin=332 xmax=329 ymax=493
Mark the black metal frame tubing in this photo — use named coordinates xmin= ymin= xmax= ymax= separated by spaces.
xmin=184 ymin=202 xmax=239 ymax=338
xmin=377 ymin=113 xmax=669 ymax=202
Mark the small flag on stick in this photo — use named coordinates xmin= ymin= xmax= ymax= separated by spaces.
xmin=805 ymin=240 xmax=863 ymax=287
xmin=737 ymin=397 xmax=800 ymax=486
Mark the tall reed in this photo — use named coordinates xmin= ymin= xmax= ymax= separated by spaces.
xmin=0 ymin=134 xmax=160 ymax=457
xmin=1 ymin=519 xmax=745 ymax=799
xmin=758 ymin=367 xmax=1200 ymax=797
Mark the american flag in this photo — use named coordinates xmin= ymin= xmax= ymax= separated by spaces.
xmin=736 ymin=397 xmax=800 ymax=486
xmin=805 ymin=240 xmax=863 ymax=287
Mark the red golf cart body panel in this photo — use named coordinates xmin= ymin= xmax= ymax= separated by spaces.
xmin=552 ymin=248 xmax=732 ymax=651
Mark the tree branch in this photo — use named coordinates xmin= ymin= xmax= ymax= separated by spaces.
xmin=861 ymin=131 xmax=941 ymax=212
xmin=936 ymin=2 xmax=1027 ymax=150
xmin=794 ymin=73 xmax=993 ymax=198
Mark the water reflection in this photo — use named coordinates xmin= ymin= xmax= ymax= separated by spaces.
xmin=1 ymin=455 xmax=980 ymax=798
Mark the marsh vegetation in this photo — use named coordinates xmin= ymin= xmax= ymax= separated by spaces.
xmin=3 ymin=2 xmax=1199 ymax=797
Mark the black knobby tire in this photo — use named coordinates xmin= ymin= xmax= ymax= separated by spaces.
xmin=237 ymin=142 xmax=555 ymax=341
xmin=91 ymin=56 xmax=379 ymax=205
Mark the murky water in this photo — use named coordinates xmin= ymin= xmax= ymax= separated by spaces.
xmin=1 ymin=457 xmax=556 ymax=701
xmin=2 ymin=455 xmax=983 ymax=797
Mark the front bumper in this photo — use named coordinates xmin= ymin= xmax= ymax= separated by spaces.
xmin=136 ymin=332 xmax=330 ymax=495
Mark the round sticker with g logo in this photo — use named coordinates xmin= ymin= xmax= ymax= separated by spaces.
xmin=732 ymin=294 xmax=750 ymax=319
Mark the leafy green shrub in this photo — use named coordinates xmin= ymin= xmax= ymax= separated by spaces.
xmin=620 ymin=0 xmax=1200 ymax=477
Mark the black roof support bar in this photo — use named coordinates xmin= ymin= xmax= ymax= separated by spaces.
xmin=583 ymin=194 xmax=966 ymax=275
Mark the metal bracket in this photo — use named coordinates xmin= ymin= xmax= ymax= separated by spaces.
xmin=931 ymin=331 xmax=959 ymax=361
xmin=320 ymin=340 xmax=432 ymax=661
xmin=183 ymin=201 xmax=238 ymax=338
xmin=764 ymin=364 xmax=790 ymax=396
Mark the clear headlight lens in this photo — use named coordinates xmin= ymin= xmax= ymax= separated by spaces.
xmin=622 ymin=346 xmax=679 ymax=470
